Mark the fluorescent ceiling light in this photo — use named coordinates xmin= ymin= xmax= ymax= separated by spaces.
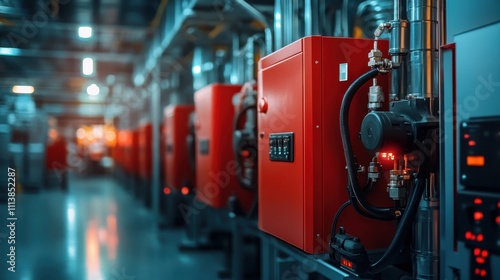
xmin=87 ymin=84 xmax=100 ymax=96
xmin=78 ymin=26 xmax=92 ymax=38
xmin=0 ymin=47 xmax=20 ymax=56
xmin=12 ymin=85 xmax=34 ymax=94
xmin=82 ymin=58 xmax=94 ymax=76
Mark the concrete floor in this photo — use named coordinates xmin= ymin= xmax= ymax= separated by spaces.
xmin=0 ymin=174 xmax=225 ymax=280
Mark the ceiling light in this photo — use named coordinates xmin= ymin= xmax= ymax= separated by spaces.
xmin=78 ymin=26 xmax=92 ymax=38
xmin=12 ymin=85 xmax=34 ymax=94
xmin=0 ymin=47 xmax=20 ymax=56
xmin=82 ymin=58 xmax=94 ymax=76
xmin=87 ymin=84 xmax=100 ymax=96
xmin=192 ymin=65 xmax=201 ymax=75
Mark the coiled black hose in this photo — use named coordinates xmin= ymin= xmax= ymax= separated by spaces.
xmin=339 ymin=68 xmax=394 ymax=220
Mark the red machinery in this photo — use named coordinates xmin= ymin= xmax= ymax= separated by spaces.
xmin=164 ymin=105 xmax=195 ymax=191
xmin=45 ymin=136 xmax=67 ymax=170
xmin=121 ymin=129 xmax=138 ymax=176
xmin=45 ymin=135 xmax=68 ymax=189
xmin=257 ymin=36 xmax=394 ymax=254
xmin=138 ymin=122 xmax=153 ymax=179
xmin=194 ymin=84 xmax=255 ymax=212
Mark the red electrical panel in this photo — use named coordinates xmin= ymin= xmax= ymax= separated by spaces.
xmin=164 ymin=105 xmax=195 ymax=190
xmin=122 ymin=129 xmax=138 ymax=175
xmin=45 ymin=137 xmax=67 ymax=169
xmin=258 ymin=36 xmax=394 ymax=254
xmin=115 ymin=129 xmax=128 ymax=170
xmin=194 ymin=84 xmax=255 ymax=212
xmin=138 ymin=123 xmax=153 ymax=179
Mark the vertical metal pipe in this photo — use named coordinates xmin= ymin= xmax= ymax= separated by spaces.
xmin=151 ymin=64 xmax=161 ymax=221
xmin=232 ymin=33 xmax=241 ymax=84
xmin=274 ymin=0 xmax=283 ymax=50
xmin=407 ymin=0 xmax=439 ymax=99
xmin=413 ymin=174 xmax=440 ymax=279
xmin=390 ymin=0 xmax=408 ymax=100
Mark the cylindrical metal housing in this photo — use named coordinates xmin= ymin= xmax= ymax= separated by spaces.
xmin=389 ymin=19 xmax=409 ymax=63
xmin=412 ymin=189 xmax=439 ymax=279
xmin=407 ymin=0 xmax=439 ymax=98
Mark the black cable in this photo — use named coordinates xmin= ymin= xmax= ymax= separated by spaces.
xmin=340 ymin=68 xmax=394 ymax=219
xmin=331 ymin=200 xmax=351 ymax=240
xmin=362 ymin=178 xmax=374 ymax=191
xmin=233 ymin=104 xmax=257 ymax=190
xmin=367 ymin=177 xmax=425 ymax=273
xmin=186 ymin=113 xmax=196 ymax=173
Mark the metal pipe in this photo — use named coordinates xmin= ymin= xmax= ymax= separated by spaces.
xmin=232 ymin=33 xmax=242 ymax=84
xmin=413 ymin=173 xmax=439 ymax=279
xmin=234 ymin=0 xmax=273 ymax=54
xmin=390 ymin=0 xmax=408 ymax=100
xmin=151 ymin=64 xmax=161 ymax=223
xmin=407 ymin=0 xmax=439 ymax=99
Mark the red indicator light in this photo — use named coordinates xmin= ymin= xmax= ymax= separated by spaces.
xmin=475 ymin=268 xmax=480 ymax=275
xmin=474 ymin=198 xmax=483 ymax=205
xmin=481 ymin=250 xmax=489 ymax=258
xmin=466 ymin=231 xmax=472 ymax=240
xmin=163 ymin=187 xmax=171 ymax=195
xmin=474 ymin=211 xmax=484 ymax=221
xmin=464 ymin=134 xmax=470 ymax=139
xmin=241 ymin=150 xmax=250 ymax=158
xmin=497 ymin=202 xmax=500 ymax=208
xmin=477 ymin=234 xmax=484 ymax=242
xmin=467 ymin=155 xmax=485 ymax=166
xmin=468 ymin=140 xmax=476 ymax=146
xmin=341 ymin=258 xmax=354 ymax=269
xmin=181 ymin=186 xmax=190 ymax=195
xmin=480 ymin=270 xmax=487 ymax=277
xmin=476 ymin=257 xmax=485 ymax=264
xmin=474 ymin=248 xmax=481 ymax=256
xmin=379 ymin=152 xmax=395 ymax=160
xmin=496 ymin=216 xmax=500 ymax=224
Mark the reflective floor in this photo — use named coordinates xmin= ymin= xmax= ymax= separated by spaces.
xmin=0 ymin=174 xmax=224 ymax=280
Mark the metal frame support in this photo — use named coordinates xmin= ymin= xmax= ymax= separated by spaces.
xmin=151 ymin=63 xmax=161 ymax=221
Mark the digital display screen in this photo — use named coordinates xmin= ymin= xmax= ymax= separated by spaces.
xmin=467 ymin=155 xmax=485 ymax=166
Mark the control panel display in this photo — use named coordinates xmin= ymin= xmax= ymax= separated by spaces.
xmin=269 ymin=132 xmax=294 ymax=162
xmin=460 ymin=117 xmax=500 ymax=191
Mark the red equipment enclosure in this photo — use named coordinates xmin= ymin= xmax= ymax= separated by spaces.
xmin=164 ymin=105 xmax=195 ymax=190
xmin=138 ymin=123 xmax=153 ymax=179
xmin=45 ymin=137 xmax=67 ymax=169
xmin=194 ymin=84 xmax=255 ymax=212
xmin=115 ymin=129 xmax=129 ymax=169
xmin=121 ymin=129 xmax=138 ymax=175
xmin=257 ymin=36 xmax=394 ymax=254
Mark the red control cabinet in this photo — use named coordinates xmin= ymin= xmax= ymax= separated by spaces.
xmin=126 ymin=130 xmax=139 ymax=175
xmin=164 ymin=105 xmax=195 ymax=190
xmin=258 ymin=36 xmax=394 ymax=253
xmin=194 ymin=84 xmax=254 ymax=212
xmin=45 ymin=137 xmax=67 ymax=169
xmin=138 ymin=123 xmax=153 ymax=179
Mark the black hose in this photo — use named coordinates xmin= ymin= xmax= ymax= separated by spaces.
xmin=186 ymin=113 xmax=197 ymax=173
xmin=331 ymin=200 xmax=351 ymax=241
xmin=233 ymin=104 xmax=257 ymax=190
xmin=340 ymin=68 xmax=394 ymax=219
xmin=349 ymin=194 xmax=395 ymax=221
xmin=368 ymin=177 xmax=425 ymax=273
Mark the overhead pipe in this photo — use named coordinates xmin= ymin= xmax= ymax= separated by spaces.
xmin=233 ymin=0 xmax=273 ymax=55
